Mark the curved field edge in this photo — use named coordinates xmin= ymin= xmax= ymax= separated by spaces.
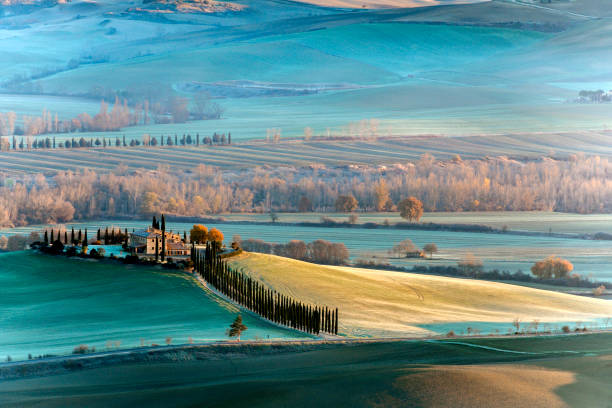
xmin=0 ymin=251 xmax=308 ymax=360
xmin=228 ymin=252 xmax=612 ymax=337
xmin=1 ymin=334 xmax=611 ymax=408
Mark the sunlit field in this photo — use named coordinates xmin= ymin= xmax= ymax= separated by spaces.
xmin=229 ymin=252 xmax=612 ymax=337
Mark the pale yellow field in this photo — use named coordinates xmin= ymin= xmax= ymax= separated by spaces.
xmin=230 ymin=253 xmax=612 ymax=337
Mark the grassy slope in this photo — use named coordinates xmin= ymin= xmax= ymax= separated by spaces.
xmin=0 ymin=251 xmax=306 ymax=360
xmin=229 ymin=252 xmax=612 ymax=337
xmin=1 ymin=334 xmax=611 ymax=407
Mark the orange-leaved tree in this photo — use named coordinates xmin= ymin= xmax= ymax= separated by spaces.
xmin=398 ymin=197 xmax=424 ymax=222
xmin=190 ymin=224 xmax=208 ymax=244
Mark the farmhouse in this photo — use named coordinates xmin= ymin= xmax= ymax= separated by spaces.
xmin=129 ymin=226 xmax=190 ymax=258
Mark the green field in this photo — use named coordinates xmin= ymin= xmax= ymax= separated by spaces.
xmin=0 ymin=251 xmax=308 ymax=361
xmin=2 ymin=334 xmax=611 ymax=407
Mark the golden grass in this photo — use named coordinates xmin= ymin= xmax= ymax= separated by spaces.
xmin=230 ymin=252 xmax=612 ymax=337
xmin=372 ymin=364 xmax=574 ymax=408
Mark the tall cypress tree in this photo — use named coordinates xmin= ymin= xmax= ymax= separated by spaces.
xmin=50 ymin=230 xmax=55 ymax=243
xmin=155 ymin=236 xmax=159 ymax=262
xmin=334 ymin=308 xmax=339 ymax=335
xmin=44 ymin=230 xmax=49 ymax=245
xmin=161 ymin=214 xmax=166 ymax=262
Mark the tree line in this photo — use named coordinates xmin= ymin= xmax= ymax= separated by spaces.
xmin=0 ymin=131 xmax=232 ymax=151
xmin=0 ymin=92 xmax=224 ymax=137
xmin=240 ymin=238 xmax=349 ymax=265
xmin=193 ymin=243 xmax=338 ymax=335
xmin=0 ymin=154 xmax=610 ymax=228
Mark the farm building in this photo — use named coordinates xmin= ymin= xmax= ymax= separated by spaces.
xmin=129 ymin=227 xmax=190 ymax=258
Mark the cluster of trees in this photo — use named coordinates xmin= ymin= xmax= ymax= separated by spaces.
xmin=0 ymin=154 xmax=610 ymax=228
xmin=193 ymin=243 xmax=338 ymax=335
xmin=530 ymin=256 xmax=574 ymax=279
xmin=0 ymin=131 xmax=231 ymax=151
xmin=576 ymin=89 xmax=612 ymax=103
xmin=0 ymin=232 xmax=40 ymax=251
xmin=189 ymin=224 xmax=224 ymax=246
xmin=388 ymin=239 xmax=437 ymax=259
xmin=240 ymin=238 xmax=349 ymax=265
xmin=0 ymin=93 xmax=224 ymax=138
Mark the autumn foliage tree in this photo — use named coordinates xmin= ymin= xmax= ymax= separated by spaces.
xmin=531 ymin=256 xmax=574 ymax=279
xmin=208 ymin=228 xmax=224 ymax=250
xmin=190 ymin=224 xmax=208 ymax=244
xmin=398 ymin=197 xmax=424 ymax=222
xmin=335 ymin=194 xmax=358 ymax=212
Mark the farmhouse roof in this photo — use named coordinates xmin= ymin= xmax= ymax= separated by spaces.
xmin=131 ymin=229 xmax=159 ymax=239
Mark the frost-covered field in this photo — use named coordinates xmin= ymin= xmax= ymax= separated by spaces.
xmin=0 ymin=251 xmax=308 ymax=361
xmin=1 ymin=131 xmax=611 ymax=176
xmin=3 ymin=218 xmax=612 ymax=280
xmin=2 ymin=2 xmax=612 ymax=140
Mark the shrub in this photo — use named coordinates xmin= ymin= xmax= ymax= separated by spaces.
xmin=593 ymin=285 xmax=606 ymax=296
xmin=562 ymin=325 xmax=571 ymax=333
xmin=72 ymin=344 xmax=92 ymax=354
xmin=446 ymin=330 xmax=455 ymax=337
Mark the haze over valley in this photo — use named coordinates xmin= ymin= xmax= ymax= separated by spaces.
xmin=1 ymin=1 xmax=611 ymax=407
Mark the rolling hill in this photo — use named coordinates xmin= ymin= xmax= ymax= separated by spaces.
xmin=229 ymin=252 xmax=612 ymax=337
xmin=2 ymin=0 xmax=612 ymax=139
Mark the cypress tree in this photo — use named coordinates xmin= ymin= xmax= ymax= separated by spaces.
xmin=64 ymin=231 xmax=68 ymax=244
xmin=78 ymin=229 xmax=82 ymax=244
xmin=71 ymin=228 xmax=75 ymax=245
xmin=334 ymin=308 xmax=339 ymax=335
xmin=161 ymin=214 xmax=166 ymax=262
xmin=155 ymin=236 xmax=159 ymax=262
xmin=50 ymin=230 xmax=54 ymax=243
xmin=104 ymin=227 xmax=109 ymax=245
xmin=83 ymin=229 xmax=88 ymax=246
xmin=97 ymin=229 xmax=101 ymax=242
xmin=44 ymin=230 xmax=49 ymax=245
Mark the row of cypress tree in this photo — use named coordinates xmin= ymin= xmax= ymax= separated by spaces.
xmin=43 ymin=228 xmax=88 ymax=246
xmin=96 ymin=227 xmax=129 ymax=245
xmin=192 ymin=242 xmax=338 ymax=335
